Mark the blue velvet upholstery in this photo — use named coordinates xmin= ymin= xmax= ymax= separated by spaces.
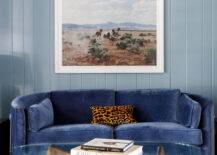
xmin=177 ymin=94 xmax=201 ymax=128
xmin=50 ymin=90 xmax=115 ymax=124
xmin=28 ymin=98 xmax=54 ymax=132
xmin=187 ymin=94 xmax=214 ymax=155
xmin=10 ymin=92 xmax=50 ymax=147
xmin=115 ymin=89 xmax=180 ymax=122
xmin=10 ymin=89 xmax=214 ymax=155
xmin=27 ymin=124 xmax=113 ymax=144
xmin=114 ymin=122 xmax=202 ymax=145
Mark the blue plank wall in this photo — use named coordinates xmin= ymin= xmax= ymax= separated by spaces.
xmin=0 ymin=0 xmax=217 ymax=120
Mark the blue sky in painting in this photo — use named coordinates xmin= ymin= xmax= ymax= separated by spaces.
xmin=62 ymin=0 xmax=156 ymax=25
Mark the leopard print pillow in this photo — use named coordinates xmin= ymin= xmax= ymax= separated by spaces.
xmin=91 ymin=105 xmax=136 ymax=126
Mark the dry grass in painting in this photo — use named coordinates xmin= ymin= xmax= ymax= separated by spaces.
xmin=62 ymin=29 xmax=156 ymax=66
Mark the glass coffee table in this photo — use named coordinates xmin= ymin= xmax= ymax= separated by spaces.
xmin=12 ymin=142 xmax=202 ymax=155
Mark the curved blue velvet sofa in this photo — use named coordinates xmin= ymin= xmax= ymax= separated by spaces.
xmin=10 ymin=89 xmax=214 ymax=155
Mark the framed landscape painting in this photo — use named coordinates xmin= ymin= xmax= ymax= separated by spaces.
xmin=55 ymin=0 xmax=164 ymax=73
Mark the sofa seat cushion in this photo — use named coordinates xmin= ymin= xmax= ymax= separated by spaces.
xmin=27 ymin=124 xmax=113 ymax=144
xmin=115 ymin=122 xmax=202 ymax=145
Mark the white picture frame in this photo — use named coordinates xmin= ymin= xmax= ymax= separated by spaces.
xmin=55 ymin=0 xmax=164 ymax=73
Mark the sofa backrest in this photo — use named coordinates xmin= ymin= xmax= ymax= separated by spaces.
xmin=48 ymin=89 xmax=201 ymax=126
xmin=115 ymin=89 xmax=181 ymax=122
xmin=50 ymin=90 xmax=115 ymax=124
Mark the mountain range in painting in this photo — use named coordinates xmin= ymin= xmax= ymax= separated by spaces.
xmin=63 ymin=22 xmax=156 ymax=30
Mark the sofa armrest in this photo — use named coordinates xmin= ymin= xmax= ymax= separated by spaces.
xmin=187 ymin=94 xmax=215 ymax=155
xmin=10 ymin=92 xmax=50 ymax=148
xmin=10 ymin=106 xmax=26 ymax=148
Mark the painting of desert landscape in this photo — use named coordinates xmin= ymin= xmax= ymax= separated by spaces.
xmin=62 ymin=0 xmax=157 ymax=66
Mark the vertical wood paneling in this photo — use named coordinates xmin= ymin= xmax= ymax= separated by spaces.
xmin=202 ymin=0 xmax=213 ymax=98
xmin=117 ymin=74 xmax=137 ymax=89
xmin=0 ymin=0 xmax=13 ymax=119
xmin=70 ymin=74 xmax=82 ymax=89
xmin=170 ymin=0 xmax=186 ymax=91
xmin=24 ymin=0 xmax=34 ymax=94
xmin=49 ymin=0 xmax=70 ymax=91
xmin=150 ymin=0 xmax=171 ymax=89
xmin=136 ymin=74 xmax=150 ymax=89
xmin=213 ymin=0 xmax=217 ymax=112
xmin=96 ymin=74 xmax=106 ymax=89
xmin=81 ymin=74 xmax=96 ymax=89
xmin=1 ymin=0 xmax=217 ymax=119
xmin=33 ymin=0 xmax=51 ymax=92
xmin=13 ymin=0 xmax=25 ymax=96
xmin=105 ymin=74 xmax=117 ymax=89
xmin=186 ymin=0 xmax=203 ymax=95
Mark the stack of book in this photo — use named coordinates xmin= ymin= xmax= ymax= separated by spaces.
xmin=71 ymin=138 xmax=143 ymax=155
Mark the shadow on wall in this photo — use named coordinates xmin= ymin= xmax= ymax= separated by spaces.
xmin=0 ymin=55 xmax=23 ymax=120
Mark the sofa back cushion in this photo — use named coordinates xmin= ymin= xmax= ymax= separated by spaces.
xmin=115 ymin=89 xmax=180 ymax=122
xmin=50 ymin=90 xmax=115 ymax=124
xmin=27 ymin=98 xmax=54 ymax=132
xmin=177 ymin=94 xmax=201 ymax=128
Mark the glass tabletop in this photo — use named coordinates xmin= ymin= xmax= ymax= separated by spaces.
xmin=12 ymin=141 xmax=202 ymax=155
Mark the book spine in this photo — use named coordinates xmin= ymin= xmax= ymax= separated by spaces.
xmin=71 ymin=150 xmax=95 ymax=155
xmin=81 ymin=146 xmax=123 ymax=152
